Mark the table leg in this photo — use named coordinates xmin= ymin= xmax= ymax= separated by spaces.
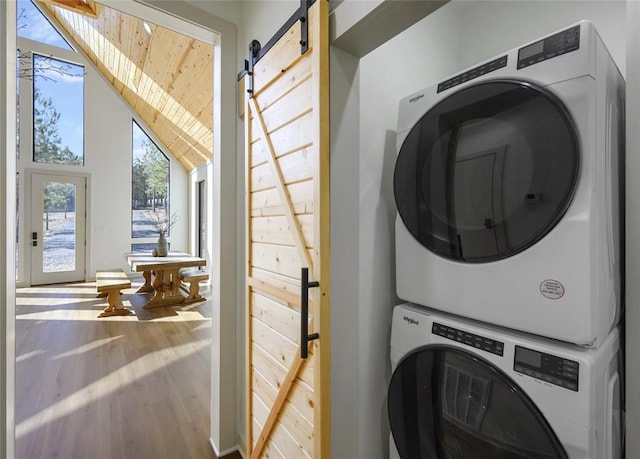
xmin=136 ymin=270 xmax=155 ymax=293
xmin=169 ymin=268 xmax=182 ymax=298
xmin=150 ymin=269 xmax=164 ymax=301
xmin=143 ymin=268 xmax=185 ymax=308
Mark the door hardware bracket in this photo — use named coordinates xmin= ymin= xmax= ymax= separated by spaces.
xmin=237 ymin=0 xmax=316 ymax=97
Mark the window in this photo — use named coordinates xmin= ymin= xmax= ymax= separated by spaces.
xmin=130 ymin=243 xmax=168 ymax=254
xmin=17 ymin=0 xmax=73 ymax=50
xmin=32 ymin=54 xmax=84 ymax=165
xmin=131 ymin=121 xmax=170 ymax=239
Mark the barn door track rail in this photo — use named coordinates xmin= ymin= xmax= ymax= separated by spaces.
xmin=238 ymin=0 xmax=316 ymax=97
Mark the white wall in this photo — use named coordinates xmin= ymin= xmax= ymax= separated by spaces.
xmin=454 ymin=1 xmax=626 ymax=76
xmin=0 ymin=2 xmax=17 ymax=457
xmin=626 ymin=1 xmax=640 ymax=457
xmin=237 ymin=0 xmax=300 ymax=62
xmin=333 ymin=1 xmax=626 ymax=458
xmin=15 ymin=35 xmax=189 ymax=285
xmin=329 ymin=44 xmax=360 ymax=459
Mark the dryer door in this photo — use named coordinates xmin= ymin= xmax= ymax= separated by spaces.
xmin=388 ymin=345 xmax=568 ymax=459
xmin=394 ymin=81 xmax=579 ymax=262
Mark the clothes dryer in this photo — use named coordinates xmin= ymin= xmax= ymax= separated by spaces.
xmin=394 ymin=21 xmax=625 ymax=346
xmin=388 ymin=303 xmax=622 ymax=459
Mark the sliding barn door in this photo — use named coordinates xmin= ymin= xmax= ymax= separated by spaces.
xmin=244 ymin=1 xmax=329 ymax=457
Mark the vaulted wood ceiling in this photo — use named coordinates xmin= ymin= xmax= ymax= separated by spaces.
xmin=38 ymin=0 xmax=214 ymax=172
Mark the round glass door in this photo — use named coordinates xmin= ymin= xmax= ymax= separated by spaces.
xmin=388 ymin=346 xmax=568 ymax=459
xmin=394 ymin=80 xmax=579 ymax=262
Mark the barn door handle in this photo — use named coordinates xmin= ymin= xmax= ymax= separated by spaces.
xmin=301 ymin=267 xmax=319 ymax=359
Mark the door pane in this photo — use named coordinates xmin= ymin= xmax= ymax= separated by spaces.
xmin=394 ymin=81 xmax=579 ymax=262
xmin=41 ymin=180 xmax=76 ymax=273
xmin=388 ymin=347 xmax=568 ymax=458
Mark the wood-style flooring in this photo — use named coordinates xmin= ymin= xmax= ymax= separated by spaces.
xmin=15 ymin=280 xmax=241 ymax=459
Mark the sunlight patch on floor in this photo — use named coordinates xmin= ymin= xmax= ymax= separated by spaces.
xmin=16 ymin=303 xmax=210 ymax=322
xmin=17 ymin=284 xmax=99 ymax=294
xmin=17 ymin=296 xmax=103 ymax=307
xmin=52 ymin=336 xmax=122 ymax=360
xmin=15 ymin=349 xmax=48 ymax=363
xmin=15 ymin=339 xmax=210 ymax=439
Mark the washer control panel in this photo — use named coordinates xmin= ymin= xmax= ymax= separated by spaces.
xmin=517 ymin=24 xmax=580 ymax=69
xmin=432 ymin=322 xmax=504 ymax=356
xmin=514 ymin=345 xmax=579 ymax=391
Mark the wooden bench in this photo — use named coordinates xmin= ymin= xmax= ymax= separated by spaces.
xmin=96 ymin=269 xmax=132 ymax=317
xmin=178 ymin=268 xmax=209 ymax=304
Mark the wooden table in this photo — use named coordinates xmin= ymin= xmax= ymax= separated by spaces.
xmin=125 ymin=252 xmax=206 ymax=308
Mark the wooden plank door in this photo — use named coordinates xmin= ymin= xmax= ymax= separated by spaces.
xmin=244 ymin=1 xmax=329 ymax=457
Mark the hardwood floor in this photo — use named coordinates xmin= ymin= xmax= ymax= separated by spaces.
xmin=15 ymin=280 xmax=237 ymax=459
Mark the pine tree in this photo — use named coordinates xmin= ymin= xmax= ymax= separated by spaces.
xmin=33 ymin=87 xmax=82 ymax=165
xmin=141 ymin=139 xmax=169 ymax=212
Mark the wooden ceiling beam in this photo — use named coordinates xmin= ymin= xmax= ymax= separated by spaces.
xmin=39 ymin=0 xmax=98 ymax=19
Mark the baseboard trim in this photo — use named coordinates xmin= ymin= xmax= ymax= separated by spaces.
xmin=209 ymin=437 xmax=243 ymax=458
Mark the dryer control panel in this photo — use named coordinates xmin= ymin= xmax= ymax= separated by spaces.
xmin=514 ymin=345 xmax=579 ymax=391
xmin=517 ymin=24 xmax=580 ymax=69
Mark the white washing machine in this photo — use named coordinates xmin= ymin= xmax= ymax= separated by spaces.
xmin=394 ymin=21 xmax=625 ymax=347
xmin=388 ymin=303 xmax=622 ymax=459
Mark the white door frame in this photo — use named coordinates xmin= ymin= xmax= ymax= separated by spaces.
xmin=1 ymin=1 xmax=17 ymax=457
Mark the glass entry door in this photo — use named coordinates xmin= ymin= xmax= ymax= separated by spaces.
xmin=30 ymin=173 xmax=86 ymax=285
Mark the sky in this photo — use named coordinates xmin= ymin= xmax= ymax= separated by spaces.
xmin=18 ymin=0 xmax=84 ymax=160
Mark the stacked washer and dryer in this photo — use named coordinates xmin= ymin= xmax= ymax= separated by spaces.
xmin=388 ymin=21 xmax=625 ymax=458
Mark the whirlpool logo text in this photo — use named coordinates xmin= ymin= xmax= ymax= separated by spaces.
xmin=403 ymin=316 xmax=419 ymax=326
